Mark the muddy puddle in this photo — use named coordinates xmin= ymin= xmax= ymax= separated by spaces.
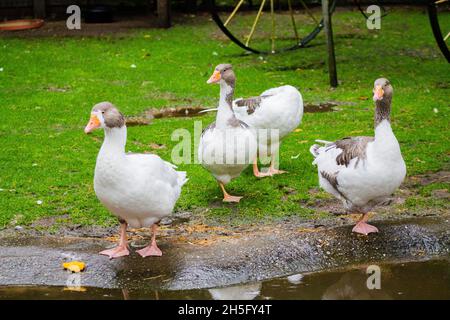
xmin=125 ymin=102 xmax=338 ymax=126
xmin=303 ymin=102 xmax=338 ymax=113
xmin=125 ymin=106 xmax=209 ymax=126
xmin=1 ymin=259 xmax=448 ymax=300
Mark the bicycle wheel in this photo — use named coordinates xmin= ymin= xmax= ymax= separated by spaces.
xmin=209 ymin=0 xmax=337 ymax=54
xmin=428 ymin=0 xmax=450 ymax=62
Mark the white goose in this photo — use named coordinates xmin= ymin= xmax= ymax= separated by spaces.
xmin=310 ymin=78 xmax=406 ymax=235
xmin=233 ymin=84 xmax=303 ymax=177
xmin=84 ymin=102 xmax=187 ymax=258
xmin=198 ymin=64 xmax=257 ymax=202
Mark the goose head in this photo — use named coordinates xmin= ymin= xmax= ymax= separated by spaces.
xmin=206 ymin=63 xmax=235 ymax=87
xmin=84 ymin=101 xmax=125 ymax=134
xmin=373 ymin=78 xmax=393 ymax=102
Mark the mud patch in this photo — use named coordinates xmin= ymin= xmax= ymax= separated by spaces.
xmin=0 ymin=16 xmax=160 ymax=38
xmin=304 ymin=102 xmax=338 ymax=113
xmin=406 ymin=171 xmax=450 ymax=187
xmin=125 ymin=106 xmax=209 ymax=126
xmin=145 ymin=106 xmax=209 ymax=119
xmin=125 ymin=116 xmax=152 ymax=127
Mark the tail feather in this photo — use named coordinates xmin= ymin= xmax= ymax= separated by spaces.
xmin=315 ymin=139 xmax=332 ymax=145
xmin=310 ymin=139 xmax=333 ymax=159
xmin=177 ymin=171 xmax=188 ymax=187
xmin=310 ymin=144 xmax=321 ymax=157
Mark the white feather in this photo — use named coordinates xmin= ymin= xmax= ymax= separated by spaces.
xmin=94 ymin=127 xmax=187 ymax=228
xmin=311 ymin=119 xmax=406 ymax=211
xmin=233 ymin=85 xmax=304 ymax=155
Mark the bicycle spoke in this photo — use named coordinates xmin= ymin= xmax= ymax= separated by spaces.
xmin=224 ymin=0 xmax=246 ymax=27
xmin=245 ymin=0 xmax=267 ymax=47
xmin=444 ymin=31 xmax=450 ymax=42
xmin=435 ymin=0 xmax=448 ymax=4
xmin=288 ymin=0 xmax=300 ymax=42
xmin=271 ymin=0 xmax=275 ymax=52
xmin=299 ymin=0 xmax=319 ymax=25
xmin=213 ymin=0 xmax=337 ymax=54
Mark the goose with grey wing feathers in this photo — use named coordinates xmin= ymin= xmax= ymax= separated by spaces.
xmin=84 ymin=102 xmax=187 ymax=258
xmin=233 ymin=84 xmax=303 ymax=177
xmin=310 ymin=78 xmax=406 ymax=235
xmin=201 ymin=67 xmax=303 ymax=178
xmin=198 ymin=64 xmax=257 ymax=202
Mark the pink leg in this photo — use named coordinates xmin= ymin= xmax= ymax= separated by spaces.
xmin=99 ymin=221 xmax=130 ymax=259
xmin=219 ymin=182 xmax=242 ymax=203
xmin=253 ymin=158 xmax=271 ymax=178
xmin=267 ymin=156 xmax=287 ymax=176
xmin=352 ymin=213 xmax=379 ymax=235
xmin=255 ymin=155 xmax=287 ymax=177
xmin=136 ymin=224 xmax=163 ymax=257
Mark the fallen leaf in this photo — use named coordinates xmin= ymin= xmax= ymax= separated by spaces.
xmin=63 ymin=287 xmax=87 ymax=292
xmin=294 ymin=128 xmax=302 ymax=132
xmin=63 ymin=261 xmax=86 ymax=273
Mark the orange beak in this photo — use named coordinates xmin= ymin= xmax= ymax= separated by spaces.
xmin=84 ymin=114 xmax=101 ymax=134
xmin=207 ymin=70 xmax=221 ymax=84
xmin=373 ymin=85 xmax=384 ymax=101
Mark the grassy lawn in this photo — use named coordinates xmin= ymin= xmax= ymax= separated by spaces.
xmin=0 ymin=7 xmax=448 ymax=228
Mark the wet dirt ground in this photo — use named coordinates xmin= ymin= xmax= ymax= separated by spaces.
xmin=0 ymin=215 xmax=449 ymax=292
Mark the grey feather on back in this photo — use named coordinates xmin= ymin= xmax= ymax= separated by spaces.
xmin=202 ymin=119 xmax=248 ymax=136
xmin=227 ymin=117 xmax=249 ymax=128
xmin=320 ymin=170 xmax=348 ymax=201
xmin=201 ymin=122 xmax=216 ymax=137
xmin=235 ymin=94 xmax=273 ymax=115
xmin=328 ymin=136 xmax=374 ymax=167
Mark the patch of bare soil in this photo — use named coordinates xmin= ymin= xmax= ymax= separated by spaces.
xmin=125 ymin=105 xmax=209 ymax=126
xmin=144 ymin=106 xmax=209 ymax=119
xmin=405 ymin=171 xmax=450 ymax=187
xmin=0 ymin=16 xmax=159 ymax=38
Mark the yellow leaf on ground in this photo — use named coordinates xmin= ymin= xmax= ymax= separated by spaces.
xmin=63 ymin=261 xmax=86 ymax=273
xmin=64 ymin=287 xmax=87 ymax=292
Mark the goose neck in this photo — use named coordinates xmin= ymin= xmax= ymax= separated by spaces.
xmin=101 ymin=126 xmax=127 ymax=155
xmin=216 ymin=81 xmax=236 ymax=128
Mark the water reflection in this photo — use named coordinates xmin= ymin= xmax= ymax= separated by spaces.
xmin=286 ymin=274 xmax=303 ymax=285
xmin=0 ymin=259 xmax=448 ymax=299
xmin=321 ymin=268 xmax=392 ymax=300
xmin=209 ymin=283 xmax=262 ymax=300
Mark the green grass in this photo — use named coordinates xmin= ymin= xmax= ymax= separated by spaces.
xmin=0 ymin=8 xmax=448 ymax=228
